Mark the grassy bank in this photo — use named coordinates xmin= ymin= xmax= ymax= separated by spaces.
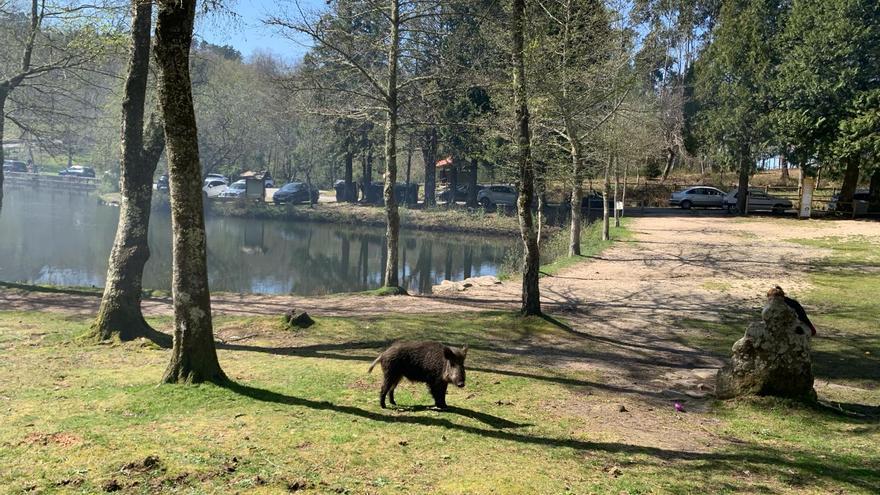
xmin=499 ymin=219 xmax=631 ymax=279
xmin=2 ymin=305 xmax=878 ymax=492
xmin=205 ymin=200 xmax=534 ymax=237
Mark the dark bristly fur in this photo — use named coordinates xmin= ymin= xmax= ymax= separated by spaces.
xmin=368 ymin=341 xmax=468 ymax=409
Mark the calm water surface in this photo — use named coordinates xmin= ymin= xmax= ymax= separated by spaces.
xmin=0 ymin=189 xmax=513 ymax=295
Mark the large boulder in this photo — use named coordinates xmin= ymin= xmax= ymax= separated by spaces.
xmin=716 ymin=291 xmax=816 ymax=401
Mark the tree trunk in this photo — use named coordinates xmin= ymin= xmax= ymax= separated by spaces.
xmin=344 ymin=145 xmax=355 ymax=202
xmin=736 ymin=154 xmax=750 ymax=216
xmin=382 ymin=0 xmax=401 ymax=290
xmin=661 ymin=146 xmax=675 ymax=181
xmin=93 ymin=0 xmax=167 ymax=345
xmin=366 ymin=146 xmax=373 ymax=188
xmin=621 ymin=161 xmax=629 ymax=219
xmin=837 ymin=157 xmax=860 ymax=212
xmin=613 ymin=156 xmax=620 ymax=228
xmin=448 ymin=160 xmax=458 ymax=208
xmin=405 ymin=141 xmax=412 ymax=206
xmin=154 ymin=0 xmax=225 ymax=384
xmin=869 ymin=169 xmax=880 ymax=207
xmin=0 ymin=92 xmax=6 ymax=212
xmin=535 ymin=160 xmax=546 ymax=246
xmin=568 ymin=142 xmax=582 ymax=256
xmin=602 ymin=152 xmax=611 ymax=241
xmin=780 ymin=154 xmax=789 ymax=182
xmin=512 ymin=0 xmax=540 ymax=316
xmin=422 ymin=127 xmax=437 ymax=207
xmin=466 ymin=159 xmax=478 ymax=208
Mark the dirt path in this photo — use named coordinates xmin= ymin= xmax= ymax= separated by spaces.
xmin=3 ymin=215 xmax=878 ymax=452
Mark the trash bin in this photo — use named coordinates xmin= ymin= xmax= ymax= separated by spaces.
xmin=334 ymin=180 xmax=346 ymax=202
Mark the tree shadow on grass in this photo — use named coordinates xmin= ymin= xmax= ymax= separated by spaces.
xmin=220 ymin=380 xmax=880 ymax=492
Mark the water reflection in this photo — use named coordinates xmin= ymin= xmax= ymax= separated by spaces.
xmin=0 ymin=189 xmax=513 ymax=295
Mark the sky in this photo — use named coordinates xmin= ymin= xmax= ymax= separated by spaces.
xmin=195 ymin=0 xmax=327 ymax=63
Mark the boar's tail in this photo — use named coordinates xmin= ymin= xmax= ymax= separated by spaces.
xmin=367 ymin=354 xmax=382 ymax=373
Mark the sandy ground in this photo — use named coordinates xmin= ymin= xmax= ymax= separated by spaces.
xmin=3 ymin=214 xmax=878 ymax=452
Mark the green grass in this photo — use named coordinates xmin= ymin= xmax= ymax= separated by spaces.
xmin=539 ymin=219 xmax=632 ymax=277
xmin=2 ymin=306 xmax=878 ymax=493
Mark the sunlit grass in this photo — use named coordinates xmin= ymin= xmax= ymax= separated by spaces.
xmin=1 ymin=306 xmax=878 ymax=493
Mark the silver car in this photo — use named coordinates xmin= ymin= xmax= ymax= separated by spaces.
xmin=725 ymin=188 xmax=793 ymax=214
xmin=669 ymin=186 xmax=727 ymax=209
xmin=218 ymin=180 xmax=247 ymax=199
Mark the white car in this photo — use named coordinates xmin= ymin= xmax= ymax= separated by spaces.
xmin=218 ymin=180 xmax=247 ymax=199
xmin=202 ymin=179 xmax=228 ymax=198
xmin=477 ymin=184 xmax=518 ymax=209
xmin=205 ymin=173 xmax=228 ymax=184
xmin=669 ymin=186 xmax=727 ymax=209
xmin=725 ymin=188 xmax=793 ymax=214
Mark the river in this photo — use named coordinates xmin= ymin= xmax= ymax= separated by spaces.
xmin=0 ymin=188 xmax=514 ymax=295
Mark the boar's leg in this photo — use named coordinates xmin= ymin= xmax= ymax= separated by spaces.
xmin=429 ymin=381 xmax=448 ymax=409
xmin=388 ymin=384 xmax=398 ymax=406
xmin=380 ymin=371 xmax=402 ymax=409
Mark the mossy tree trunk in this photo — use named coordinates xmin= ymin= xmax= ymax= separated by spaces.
xmin=154 ymin=0 xmax=225 ymax=384
xmin=382 ymin=0 xmax=401 ymax=289
xmin=513 ymin=0 xmax=541 ymax=316
xmin=93 ymin=0 xmax=167 ymax=345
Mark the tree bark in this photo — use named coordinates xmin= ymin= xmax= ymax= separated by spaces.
xmin=780 ymin=154 xmax=789 ymax=182
xmin=344 ymin=143 xmax=355 ymax=202
xmin=154 ymin=0 xmax=225 ymax=384
xmin=869 ymin=169 xmax=880 ymax=207
xmin=602 ymin=152 xmax=611 ymax=241
xmin=837 ymin=157 xmax=860 ymax=212
xmin=568 ymin=142 xmax=582 ymax=256
xmin=513 ymin=0 xmax=540 ymax=316
xmin=422 ymin=127 xmax=437 ymax=207
xmin=613 ymin=156 xmax=620 ymax=228
xmin=0 ymin=92 xmax=6 ymax=212
xmin=736 ymin=153 xmax=751 ymax=216
xmin=382 ymin=0 xmax=401 ymax=289
xmin=661 ymin=146 xmax=675 ymax=181
xmin=93 ymin=0 xmax=167 ymax=345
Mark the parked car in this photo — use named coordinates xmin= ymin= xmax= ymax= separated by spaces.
xmin=724 ymin=188 xmax=793 ymax=214
xmin=218 ymin=179 xmax=247 ymax=199
xmin=827 ymin=190 xmax=871 ymax=214
xmin=273 ymin=182 xmax=319 ymax=205
xmin=669 ymin=186 xmax=727 ymax=209
xmin=580 ymin=192 xmax=611 ymax=210
xmin=203 ymin=179 xmax=229 ymax=198
xmin=58 ymin=165 xmax=96 ymax=178
xmin=205 ymin=173 xmax=228 ymax=184
xmin=477 ymin=184 xmax=518 ymax=209
xmin=262 ymin=170 xmax=274 ymax=188
xmin=156 ymin=174 xmax=169 ymax=191
xmin=439 ymin=184 xmax=485 ymax=203
xmin=3 ymin=160 xmax=28 ymax=173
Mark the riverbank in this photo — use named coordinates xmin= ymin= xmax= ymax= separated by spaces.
xmin=207 ymin=200 xmax=541 ymax=237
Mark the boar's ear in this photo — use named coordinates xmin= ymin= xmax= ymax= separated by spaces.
xmin=460 ymin=345 xmax=468 ymax=359
xmin=443 ymin=345 xmax=456 ymax=361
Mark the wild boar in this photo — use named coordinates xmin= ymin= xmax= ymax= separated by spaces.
xmin=368 ymin=341 xmax=468 ymax=409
